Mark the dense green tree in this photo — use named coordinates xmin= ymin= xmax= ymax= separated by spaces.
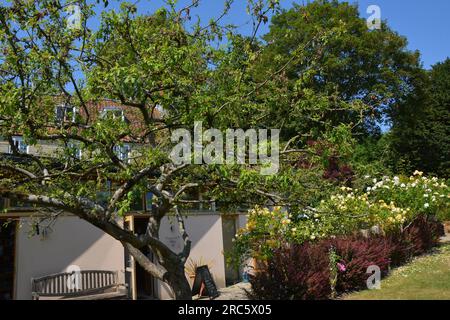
xmin=253 ymin=0 xmax=422 ymax=139
xmin=389 ymin=59 xmax=450 ymax=177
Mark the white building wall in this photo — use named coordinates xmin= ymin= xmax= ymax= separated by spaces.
xmin=15 ymin=216 xmax=125 ymax=300
xmin=155 ymin=213 xmax=227 ymax=300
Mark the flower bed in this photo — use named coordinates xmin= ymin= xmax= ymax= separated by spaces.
xmin=248 ymin=215 xmax=444 ymax=300
xmin=232 ymin=173 xmax=449 ymax=300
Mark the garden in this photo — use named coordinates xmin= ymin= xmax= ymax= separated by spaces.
xmin=1 ymin=0 xmax=449 ymax=301
xmin=232 ymin=172 xmax=450 ymax=299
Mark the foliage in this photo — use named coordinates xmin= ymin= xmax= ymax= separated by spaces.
xmin=249 ymin=215 xmax=443 ymax=300
xmin=247 ymin=241 xmax=331 ymax=300
xmin=389 ymin=58 xmax=450 ymax=177
xmin=234 ymin=173 xmax=449 ymax=262
xmin=254 ymin=0 xmax=422 ymax=137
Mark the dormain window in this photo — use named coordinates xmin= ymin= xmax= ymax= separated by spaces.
xmin=100 ymin=107 xmax=125 ymax=121
xmin=113 ymin=144 xmax=131 ymax=162
xmin=55 ymin=105 xmax=77 ymax=123
xmin=67 ymin=141 xmax=82 ymax=160
xmin=9 ymin=136 xmax=28 ymax=154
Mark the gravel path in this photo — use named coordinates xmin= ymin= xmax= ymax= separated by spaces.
xmin=195 ymin=282 xmax=251 ymax=300
xmin=214 ymin=282 xmax=251 ymax=300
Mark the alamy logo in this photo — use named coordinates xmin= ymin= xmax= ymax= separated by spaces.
xmin=66 ymin=4 xmax=82 ymax=31
xmin=366 ymin=265 xmax=381 ymax=290
xmin=367 ymin=5 xmax=381 ymax=30
xmin=66 ymin=265 xmax=82 ymax=290
xmin=170 ymin=122 xmax=280 ymax=175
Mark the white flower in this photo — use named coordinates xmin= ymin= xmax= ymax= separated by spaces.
xmin=393 ymin=177 xmax=400 ymax=186
xmin=424 ymin=203 xmax=430 ymax=208
xmin=366 ymin=187 xmax=372 ymax=192
xmin=424 ymin=194 xmax=429 ymax=198
xmin=400 ymin=183 xmax=406 ymax=188
xmin=373 ymin=178 xmax=377 ymax=184
xmin=364 ymin=175 xmax=370 ymax=179
xmin=414 ymin=170 xmax=423 ymax=176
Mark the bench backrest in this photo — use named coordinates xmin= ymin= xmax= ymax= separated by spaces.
xmin=31 ymin=270 xmax=119 ymax=298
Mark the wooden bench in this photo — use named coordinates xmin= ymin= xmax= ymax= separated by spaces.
xmin=31 ymin=270 xmax=128 ymax=300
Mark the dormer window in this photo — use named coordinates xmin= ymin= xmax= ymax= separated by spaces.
xmin=101 ymin=107 xmax=125 ymax=121
xmin=9 ymin=136 xmax=28 ymax=154
xmin=67 ymin=141 xmax=82 ymax=160
xmin=55 ymin=105 xmax=76 ymax=123
xmin=113 ymin=144 xmax=131 ymax=162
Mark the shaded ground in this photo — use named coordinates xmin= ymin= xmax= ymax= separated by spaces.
xmin=344 ymin=240 xmax=450 ymax=300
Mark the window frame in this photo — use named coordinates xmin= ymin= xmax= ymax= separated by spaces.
xmin=100 ymin=106 xmax=125 ymax=121
xmin=9 ymin=136 xmax=29 ymax=154
xmin=55 ymin=104 xmax=77 ymax=124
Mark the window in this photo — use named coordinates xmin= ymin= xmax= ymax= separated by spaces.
xmin=129 ymin=191 xmax=153 ymax=212
xmin=113 ymin=144 xmax=131 ymax=162
xmin=130 ymin=190 xmax=144 ymax=211
xmin=55 ymin=105 xmax=76 ymax=123
xmin=101 ymin=107 xmax=125 ymax=121
xmin=145 ymin=192 xmax=153 ymax=211
xmin=8 ymin=198 xmax=33 ymax=209
xmin=9 ymin=136 xmax=28 ymax=154
xmin=67 ymin=141 xmax=82 ymax=160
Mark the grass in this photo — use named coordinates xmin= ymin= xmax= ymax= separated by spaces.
xmin=344 ymin=243 xmax=450 ymax=300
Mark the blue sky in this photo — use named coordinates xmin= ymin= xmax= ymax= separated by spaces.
xmin=97 ymin=0 xmax=450 ymax=69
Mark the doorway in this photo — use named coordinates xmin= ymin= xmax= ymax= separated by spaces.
xmin=222 ymin=215 xmax=240 ymax=286
xmin=0 ymin=219 xmax=16 ymax=300
xmin=134 ymin=217 xmax=155 ymax=299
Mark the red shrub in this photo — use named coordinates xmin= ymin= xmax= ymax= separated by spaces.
xmin=388 ymin=214 xmax=444 ymax=266
xmin=330 ymin=236 xmax=391 ymax=293
xmin=249 ymin=242 xmax=331 ymax=300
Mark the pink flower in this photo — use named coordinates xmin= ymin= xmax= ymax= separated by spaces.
xmin=337 ymin=262 xmax=346 ymax=272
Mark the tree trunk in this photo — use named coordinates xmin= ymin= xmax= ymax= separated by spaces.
xmin=164 ymin=263 xmax=193 ymax=300
xmin=124 ymin=242 xmax=192 ymax=300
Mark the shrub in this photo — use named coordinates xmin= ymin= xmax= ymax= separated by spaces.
xmin=248 ymin=242 xmax=331 ymax=300
xmin=388 ymin=214 xmax=444 ymax=266
xmin=331 ymin=236 xmax=391 ymax=293
xmin=249 ymin=216 xmax=444 ymax=300
xmin=249 ymin=236 xmax=393 ymax=299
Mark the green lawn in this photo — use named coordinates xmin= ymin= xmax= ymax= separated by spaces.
xmin=344 ymin=243 xmax=450 ymax=300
